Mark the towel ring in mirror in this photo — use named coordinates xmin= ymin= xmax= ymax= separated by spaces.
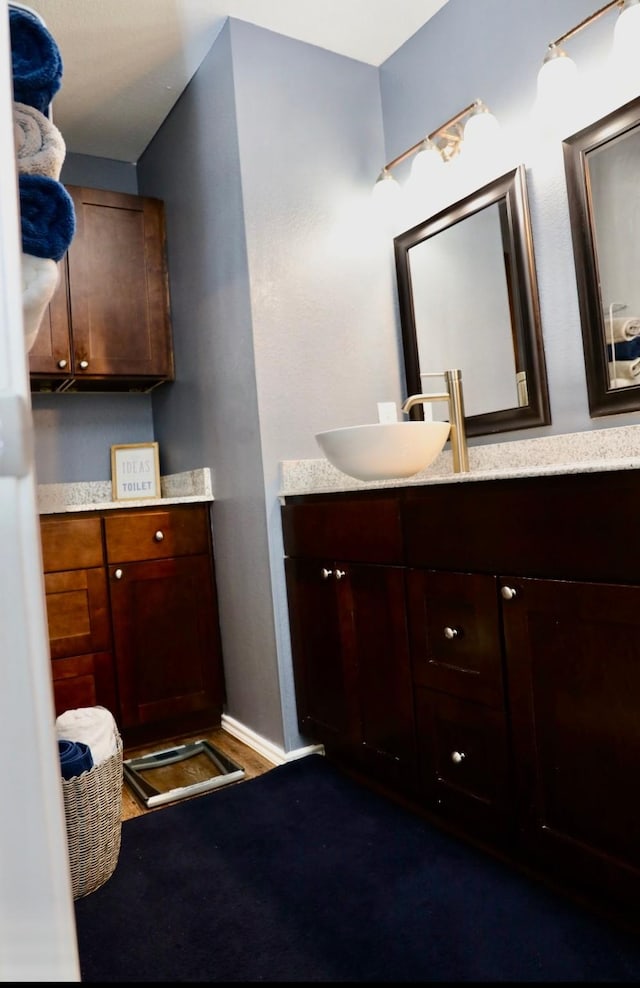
xmin=563 ymin=94 xmax=640 ymax=418
xmin=394 ymin=165 xmax=550 ymax=438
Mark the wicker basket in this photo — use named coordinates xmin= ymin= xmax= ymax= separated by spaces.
xmin=61 ymin=732 xmax=123 ymax=899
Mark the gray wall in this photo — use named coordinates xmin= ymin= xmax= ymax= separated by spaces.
xmin=137 ymin=19 xmax=395 ymax=751
xmin=32 ymin=0 xmax=640 ymax=752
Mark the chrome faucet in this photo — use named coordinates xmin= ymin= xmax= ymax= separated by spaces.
xmin=401 ymin=368 xmax=469 ymax=474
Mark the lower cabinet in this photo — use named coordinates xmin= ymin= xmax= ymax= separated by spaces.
xmin=41 ymin=503 xmax=224 ymax=747
xmin=503 ymin=575 xmax=640 ymax=909
xmin=282 ymin=471 xmax=640 ymax=922
xmin=282 ymin=493 xmax=416 ymax=793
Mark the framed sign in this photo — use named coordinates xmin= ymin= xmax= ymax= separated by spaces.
xmin=111 ymin=442 xmax=161 ymax=501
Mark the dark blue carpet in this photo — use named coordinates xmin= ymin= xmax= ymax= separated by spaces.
xmin=74 ymin=753 xmax=640 ymax=982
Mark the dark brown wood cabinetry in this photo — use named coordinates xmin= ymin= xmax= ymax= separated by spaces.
xmin=30 ymin=186 xmax=174 ymax=393
xmin=41 ymin=503 xmax=224 ymax=748
xmin=282 ymin=494 xmax=417 ymax=793
xmin=282 ymin=469 xmax=640 ymax=921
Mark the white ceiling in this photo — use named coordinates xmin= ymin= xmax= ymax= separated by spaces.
xmin=19 ymin=0 xmax=449 ymax=162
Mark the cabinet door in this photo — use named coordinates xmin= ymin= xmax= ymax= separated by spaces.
xmin=346 ymin=561 xmax=416 ymax=786
xmin=109 ymin=554 xmax=223 ymax=736
xmin=28 ymin=255 xmax=71 ymax=382
xmin=502 ymin=575 xmax=640 ymax=907
xmin=285 ymin=557 xmax=416 ymax=787
xmin=285 ymin=556 xmax=355 ymax=746
xmin=66 ymin=187 xmax=174 ymax=381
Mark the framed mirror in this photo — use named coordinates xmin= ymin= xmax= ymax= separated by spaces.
xmin=563 ymin=95 xmax=640 ymax=418
xmin=394 ymin=165 xmax=550 ymax=438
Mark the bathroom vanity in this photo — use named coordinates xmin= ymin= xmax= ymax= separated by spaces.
xmin=280 ymin=429 xmax=640 ymax=922
xmin=39 ymin=470 xmax=224 ymax=748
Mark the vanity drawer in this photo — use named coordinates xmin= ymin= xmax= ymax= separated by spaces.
xmin=415 ymin=687 xmax=513 ymax=839
xmin=104 ymin=505 xmax=210 ymax=563
xmin=40 ymin=516 xmax=104 ymax=572
xmin=281 ymin=495 xmax=403 ymax=563
xmin=407 ymin=570 xmax=505 ymax=707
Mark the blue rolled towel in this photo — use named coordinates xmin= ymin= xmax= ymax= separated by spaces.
xmin=607 ymin=337 xmax=640 ymax=361
xmin=58 ymin=739 xmax=94 ymax=780
xmin=19 ymin=174 xmax=75 ymax=262
xmin=9 ymin=5 xmax=63 ymax=115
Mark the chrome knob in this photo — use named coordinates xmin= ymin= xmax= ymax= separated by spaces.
xmin=153 ymin=530 xmax=164 ymax=542
xmin=321 ymin=568 xmax=333 ymax=579
xmin=78 ymin=359 xmax=89 ymax=370
xmin=56 ymin=358 xmax=67 ymax=369
xmin=501 ymin=586 xmax=517 ymax=600
xmin=114 ymin=568 xmax=123 ymax=580
xmin=451 ymin=751 xmax=466 ymax=764
xmin=444 ymin=626 xmax=458 ymax=639
xmin=335 ymin=569 xmax=346 ymax=580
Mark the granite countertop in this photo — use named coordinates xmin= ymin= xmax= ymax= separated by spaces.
xmin=279 ymin=425 xmax=640 ymax=499
xmin=38 ymin=468 xmax=213 ymax=514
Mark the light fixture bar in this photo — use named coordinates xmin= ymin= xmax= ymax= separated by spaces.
xmin=380 ymin=100 xmax=481 ymax=174
xmin=547 ymin=0 xmax=622 ymax=49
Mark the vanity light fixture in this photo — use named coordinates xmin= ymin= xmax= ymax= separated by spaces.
xmin=536 ymin=0 xmax=640 ymax=114
xmin=372 ymin=99 xmax=499 ymax=200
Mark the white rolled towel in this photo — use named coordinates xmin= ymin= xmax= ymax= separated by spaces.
xmin=21 ymin=252 xmax=59 ymax=352
xmin=13 ymin=100 xmax=66 ymax=180
xmin=607 ymin=316 xmax=640 ymax=343
xmin=609 ymin=358 xmax=640 ymax=381
xmin=56 ymin=706 xmax=119 ymax=767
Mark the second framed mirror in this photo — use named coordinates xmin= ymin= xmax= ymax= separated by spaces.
xmin=394 ymin=165 xmax=550 ymax=438
xmin=563 ymin=94 xmax=640 ymax=418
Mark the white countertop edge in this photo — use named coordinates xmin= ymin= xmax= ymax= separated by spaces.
xmin=279 ymin=424 xmax=640 ymax=498
xmin=38 ymin=467 xmax=213 ymax=514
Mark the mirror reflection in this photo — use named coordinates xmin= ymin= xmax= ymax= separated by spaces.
xmin=563 ymin=94 xmax=640 ymax=418
xmin=394 ymin=165 xmax=550 ymax=438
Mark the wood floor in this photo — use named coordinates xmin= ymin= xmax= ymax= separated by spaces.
xmin=120 ymin=727 xmax=278 ymax=821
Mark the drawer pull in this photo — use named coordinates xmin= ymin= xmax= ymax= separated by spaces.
xmin=335 ymin=569 xmax=346 ymax=580
xmin=451 ymin=750 xmax=466 ymax=764
xmin=321 ymin=568 xmax=333 ymax=579
xmin=114 ymin=568 xmax=123 ymax=580
xmin=443 ymin=626 xmax=459 ymax=639
xmin=78 ymin=359 xmax=89 ymax=370
xmin=154 ymin=530 xmax=164 ymax=542
xmin=501 ymin=585 xmax=517 ymax=600
xmin=56 ymin=358 xmax=67 ymax=369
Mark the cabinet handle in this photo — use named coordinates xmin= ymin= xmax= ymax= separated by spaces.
xmin=114 ymin=568 xmax=123 ymax=580
xmin=321 ymin=568 xmax=333 ymax=579
xmin=154 ymin=530 xmax=164 ymax=542
xmin=335 ymin=569 xmax=346 ymax=580
xmin=451 ymin=751 xmax=466 ymax=764
xmin=443 ymin=626 xmax=459 ymax=639
xmin=501 ymin=585 xmax=517 ymax=600
xmin=56 ymin=358 xmax=68 ymax=369
xmin=78 ymin=359 xmax=89 ymax=370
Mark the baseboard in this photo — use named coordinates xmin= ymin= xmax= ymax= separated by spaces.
xmin=220 ymin=713 xmax=323 ymax=767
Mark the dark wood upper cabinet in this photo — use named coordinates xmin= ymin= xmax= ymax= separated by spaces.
xmin=29 ymin=186 xmax=175 ymax=393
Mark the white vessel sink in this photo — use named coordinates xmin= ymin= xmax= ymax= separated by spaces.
xmin=316 ymin=421 xmax=451 ymax=481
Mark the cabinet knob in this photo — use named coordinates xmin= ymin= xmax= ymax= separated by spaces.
xmin=78 ymin=359 xmax=89 ymax=370
xmin=321 ymin=568 xmax=333 ymax=579
xmin=56 ymin=358 xmax=68 ymax=369
xmin=114 ymin=568 xmax=123 ymax=580
xmin=154 ymin=530 xmax=164 ymax=542
xmin=451 ymin=751 xmax=466 ymax=764
xmin=501 ymin=585 xmax=517 ymax=600
xmin=443 ymin=626 xmax=459 ymax=639
xmin=335 ymin=569 xmax=346 ymax=580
